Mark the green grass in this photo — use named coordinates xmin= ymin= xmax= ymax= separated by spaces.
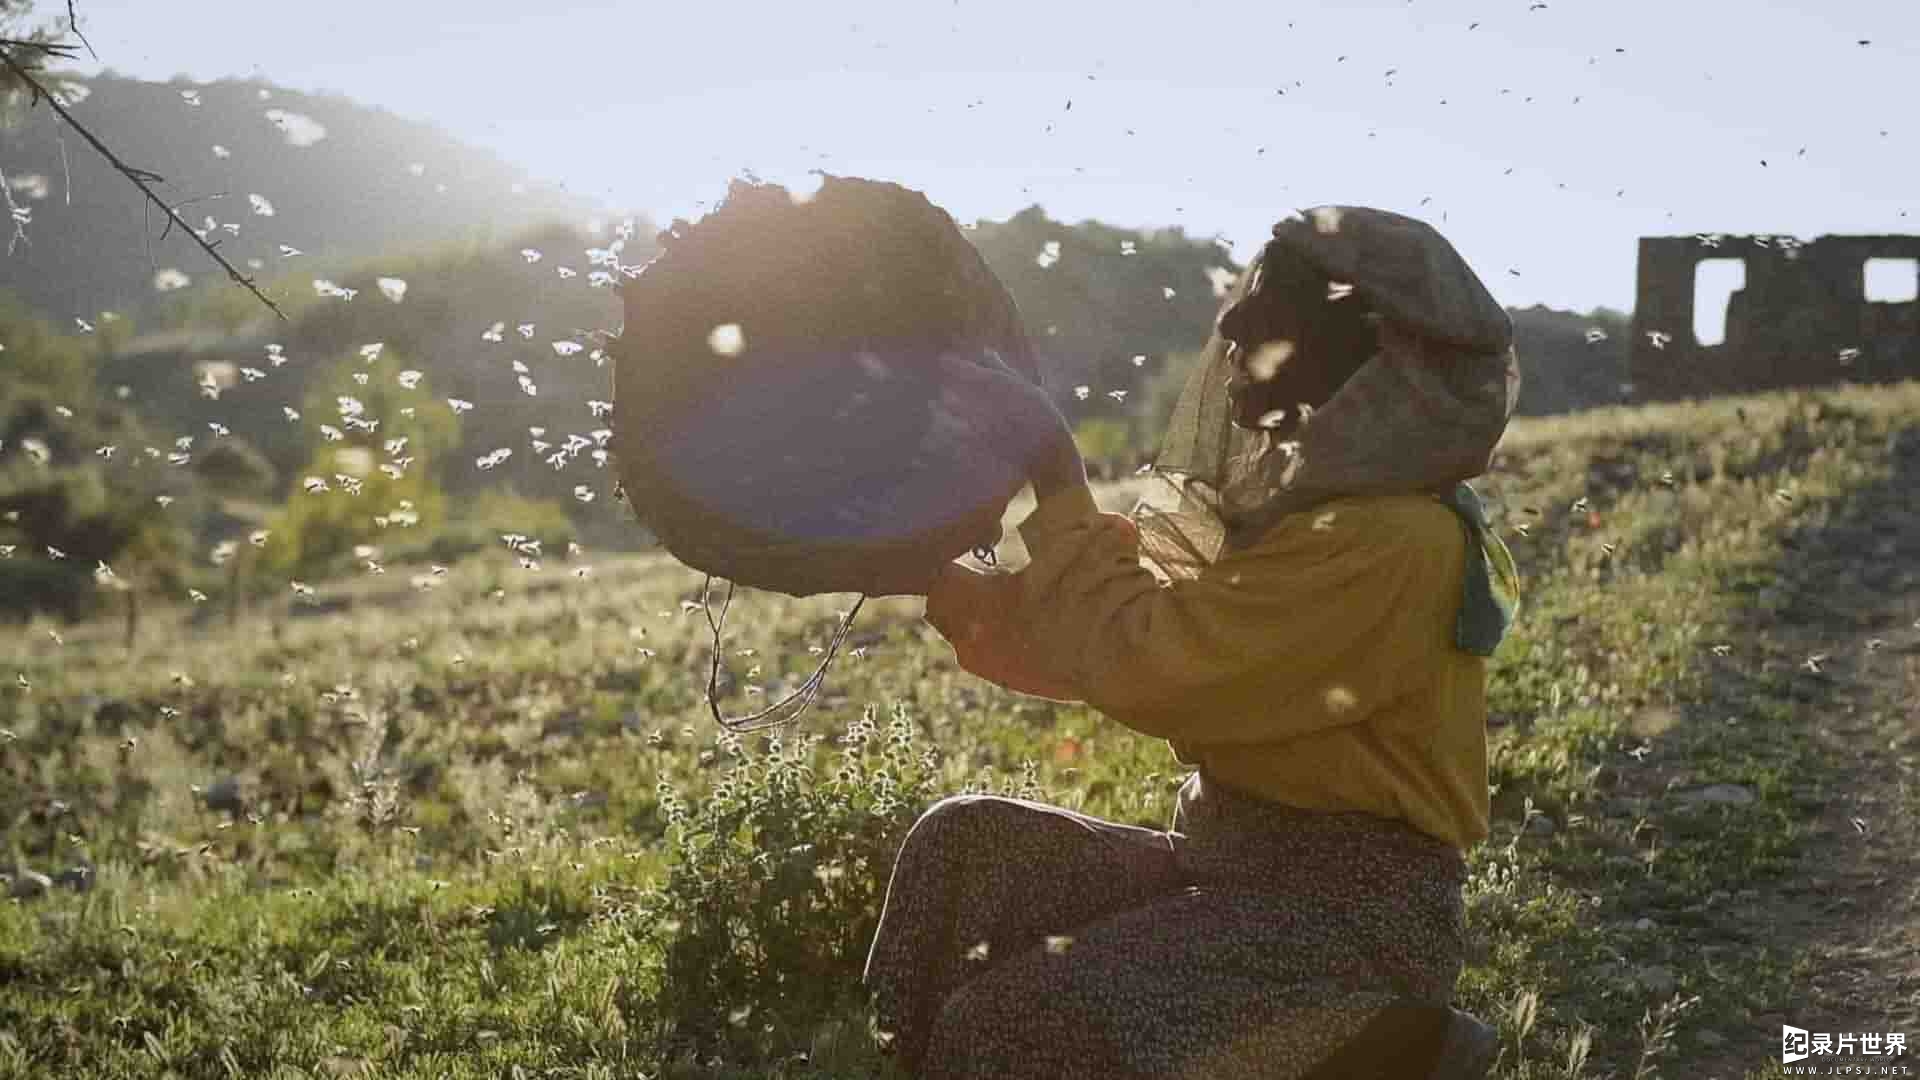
xmin=5 ymin=380 xmax=1920 ymax=1078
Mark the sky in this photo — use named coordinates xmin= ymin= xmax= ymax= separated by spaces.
xmin=44 ymin=0 xmax=1920 ymax=314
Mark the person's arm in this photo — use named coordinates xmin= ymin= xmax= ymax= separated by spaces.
xmin=926 ymin=493 xmax=1459 ymax=744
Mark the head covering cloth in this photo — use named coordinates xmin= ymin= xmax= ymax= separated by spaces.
xmin=1137 ymin=205 xmax=1523 ymax=655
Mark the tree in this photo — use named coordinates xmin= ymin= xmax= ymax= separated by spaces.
xmin=0 ymin=1 xmax=73 ymax=99
xmin=193 ymin=438 xmax=277 ymax=499
xmin=258 ymin=346 xmax=461 ymax=579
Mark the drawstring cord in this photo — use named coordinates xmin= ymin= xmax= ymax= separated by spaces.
xmin=699 ymin=544 xmax=997 ymax=731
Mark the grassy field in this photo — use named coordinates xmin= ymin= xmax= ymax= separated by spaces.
xmin=5 ymin=380 xmax=1920 ymax=1079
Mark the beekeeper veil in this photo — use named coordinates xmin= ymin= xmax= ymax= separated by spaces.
xmin=1134 ymin=206 xmax=1525 ymax=655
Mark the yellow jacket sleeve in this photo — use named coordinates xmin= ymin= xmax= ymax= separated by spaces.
xmin=924 ymin=484 xmax=1460 ymax=744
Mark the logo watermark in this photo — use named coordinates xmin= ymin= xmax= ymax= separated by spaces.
xmin=1783 ymin=1025 xmax=1911 ymax=1074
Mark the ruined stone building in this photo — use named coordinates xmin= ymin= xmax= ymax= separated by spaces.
xmin=1629 ymin=235 xmax=1919 ymax=401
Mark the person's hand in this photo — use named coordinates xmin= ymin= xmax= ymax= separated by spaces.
xmin=923 ymin=562 xmax=1083 ymax=701
xmin=859 ymin=512 xmax=1005 ymax=598
xmin=933 ymin=352 xmax=1087 ymax=498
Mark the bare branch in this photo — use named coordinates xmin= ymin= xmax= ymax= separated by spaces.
xmin=66 ymin=0 xmax=98 ymax=62
xmin=0 ymin=37 xmax=79 ymax=61
xmin=0 ymin=44 xmax=290 ymax=322
xmin=0 ymin=161 xmax=31 ymax=255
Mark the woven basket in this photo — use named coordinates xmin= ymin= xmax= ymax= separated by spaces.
xmin=611 ymin=176 xmax=1043 ymax=598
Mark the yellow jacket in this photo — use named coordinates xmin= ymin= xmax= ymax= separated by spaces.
xmin=924 ymin=484 xmax=1491 ymax=850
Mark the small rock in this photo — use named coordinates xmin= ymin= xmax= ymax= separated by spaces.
xmin=1675 ymin=783 xmax=1756 ymax=806
xmin=1633 ymin=917 xmax=1657 ymax=932
xmin=1603 ymin=797 xmax=1640 ymax=818
xmin=1583 ymin=960 xmax=1624 ymax=986
xmin=93 ymin=698 xmax=138 ymax=736
xmin=8 ymin=869 xmax=52 ymax=900
xmin=1525 ymin=815 xmax=1557 ymax=837
xmin=55 ymin=864 xmax=94 ymax=892
xmin=204 ymin=775 xmax=245 ymax=815
xmin=1695 ymin=1030 xmax=1726 ymax=1048
xmin=1635 ymin=965 xmax=1677 ymax=996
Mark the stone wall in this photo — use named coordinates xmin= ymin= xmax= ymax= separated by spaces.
xmin=1629 ymin=235 xmax=1919 ymax=401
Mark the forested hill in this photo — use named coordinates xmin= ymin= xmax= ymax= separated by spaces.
xmin=0 ymin=72 xmax=613 ymax=327
xmin=1 ymin=72 xmax=1627 ymax=432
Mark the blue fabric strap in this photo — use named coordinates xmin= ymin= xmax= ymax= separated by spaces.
xmin=1438 ymin=483 xmax=1520 ymax=658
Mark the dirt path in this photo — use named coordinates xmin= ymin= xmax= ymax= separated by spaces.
xmin=1697 ymin=426 xmax=1920 ymax=1077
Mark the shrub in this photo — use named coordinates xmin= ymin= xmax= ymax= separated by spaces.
xmin=640 ymin=703 xmax=942 ymax=1066
xmin=192 ymin=439 xmax=278 ymax=498
xmin=1072 ymin=416 xmax=1137 ymax=476
xmin=259 ymin=454 xmax=447 ymax=580
xmin=460 ymin=490 xmax=577 ymax=552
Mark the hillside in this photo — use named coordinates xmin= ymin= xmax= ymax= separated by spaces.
xmin=0 ymin=72 xmax=1627 ymax=420
xmin=0 ymin=72 xmax=619 ymax=327
xmin=2 ymin=378 xmax=1917 ymax=1076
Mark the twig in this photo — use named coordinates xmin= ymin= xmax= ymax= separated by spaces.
xmin=0 ymin=45 xmax=289 ymax=322
xmin=0 ymin=38 xmax=78 ymax=61
xmin=0 ymin=161 xmax=28 ymax=255
xmin=66 ymin=0 xmax=98 ymax=62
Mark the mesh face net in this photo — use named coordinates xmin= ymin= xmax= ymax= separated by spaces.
xmin=1134 ymin=206 xmax=1523 ymax=582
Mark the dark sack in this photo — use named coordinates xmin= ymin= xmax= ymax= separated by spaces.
xmin=612 ymin=176 xmax=1044 ymax=599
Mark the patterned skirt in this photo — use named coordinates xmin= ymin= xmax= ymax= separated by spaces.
xmin=863 ymin=770 xmax=1468 ymax=1079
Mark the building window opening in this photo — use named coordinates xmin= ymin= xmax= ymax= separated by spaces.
xmin=1864 ymin=258 xmax=1918 ymax=303
xmin=1693 ymin=259 xmax=1746 ymax=347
